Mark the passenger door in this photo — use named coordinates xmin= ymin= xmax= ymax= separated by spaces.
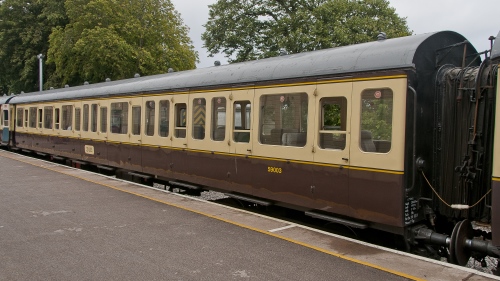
xmin=312 ymin=82 xmax=352 ymax=216
xmin=230 ymin=89 xmax=254 ymax=156
xmin=170 ymin=94 xmax=190 ymax=178
xmin=1 ymin=104 xmax=9 ymax=144
xmin=228 ymin=89 xmax=254 ymax=194
xmin=128 ymin=98 xmax=143 ymax=170
xmin=348 ymin=78 xmax=407 ymax=226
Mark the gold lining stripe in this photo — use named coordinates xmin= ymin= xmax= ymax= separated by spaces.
xmin=15 ymin=133 xmax=403 ymax=175
xmin=493 ymin=177 xmax=500 ymax=182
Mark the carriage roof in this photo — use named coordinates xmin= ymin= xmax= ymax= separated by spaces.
xmin=10 ymin=30 xmax=475 ymax=104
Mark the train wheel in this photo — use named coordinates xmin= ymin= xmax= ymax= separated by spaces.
xmin=449 ymin=219 xmax=473 ymax=266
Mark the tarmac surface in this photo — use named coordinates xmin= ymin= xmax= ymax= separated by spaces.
xmin=0 ymin=149 xmax=498 ymax=281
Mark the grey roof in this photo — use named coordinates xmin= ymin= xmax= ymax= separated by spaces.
xmin=492 ymin=30 xmax=500 ymax=61
xmin=10 ymin=30 xmax=467 ymax=104
xmin=0 ymin=94 xmax=14 ymax=104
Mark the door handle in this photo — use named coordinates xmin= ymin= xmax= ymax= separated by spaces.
xmin=342 ymin=158 xmax=349 ymax=161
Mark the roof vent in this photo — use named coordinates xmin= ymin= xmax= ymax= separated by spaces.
xmin=105 ymin=78 xmax=111 ymax=82
xmin=134 ymin=73 xmax=140 ymax=78
xmin=84 ymin=81 xmax=89 ymax=85
xmin=377 ymin=32 xmax=387 ymax=41
xmin=168 ymin=68 xmax=174 ymax=73
xmin=214 ymin=60 xmax=221 ymax=66
xmin=65 ymin=84 xmax=69 ymax=88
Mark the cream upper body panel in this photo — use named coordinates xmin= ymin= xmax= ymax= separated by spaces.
xmin=12 ymin=76 xmax=408 ymax=174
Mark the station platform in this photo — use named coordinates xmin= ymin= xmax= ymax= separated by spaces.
xmin=0 ymin=149 xmax=497 ymax=281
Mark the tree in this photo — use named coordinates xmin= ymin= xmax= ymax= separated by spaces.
xmin=0 ymin=0 xmax=68 ymax=95
xmin=47 ymin=0 xmax=198 ymax=87
xmin=202 ymin=0 xmax=412 ymax=63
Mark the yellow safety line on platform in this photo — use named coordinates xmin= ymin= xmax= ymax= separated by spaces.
xmin=0 ymin=152 xmax=424 ymax=281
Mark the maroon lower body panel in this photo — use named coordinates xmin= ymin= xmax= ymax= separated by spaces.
xmin=12 ymin=134 xmax=406 ymax=229
xmin=349 ymin=169 xmax=404 ymax=227
xmin=492 ymin=179 xmax=500 ymax=246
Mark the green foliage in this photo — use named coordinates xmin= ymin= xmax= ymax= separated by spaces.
xmin=0 ymin=0 xmax=68 ymax=95
xmin=47 ymin=0 xmax=198 ymax=87
xmin=323 ymin=104 xmax=341 ymax=127
xmin=361 ymin=96 xmax=393 ymax=140
xmin=202 ymin=0 xmax=412 ymax=62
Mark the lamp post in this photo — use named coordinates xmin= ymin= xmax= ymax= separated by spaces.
xmin=37 ymin=54 xmax=44 ymax=92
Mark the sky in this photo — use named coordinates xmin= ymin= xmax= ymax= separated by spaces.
xmin=170 ymin=0 xmax=500 ymax=69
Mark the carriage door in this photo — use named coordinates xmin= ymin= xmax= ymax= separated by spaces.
xmin=228 ymin=89 xmax=254 ymax=191
xmin=128 ymin=98 xmax=143 ymax=170
xmin=312 ymin=82 xmax=352 ymax=215
xmin=1 ymin=104 xmax=9 ymax=144
xmin=230 ymin=89 xmax=254 ymax=155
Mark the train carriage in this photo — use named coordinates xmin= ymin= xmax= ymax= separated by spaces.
xmin=4 ymin=30 xmax=500 ymax=265
xmin=0 ymin=94 xmax=15 ymax=146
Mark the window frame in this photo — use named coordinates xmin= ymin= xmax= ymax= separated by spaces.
xmin=232 ymin=100 xmax=251 ymax=143
xmin=258 ymin=92 xmax=308 ymax=147
xmin=318 ymin=97 xmax=348 ymax=151
xmin=16 ymin=108 xmax=23 ymax=128
xmin=110 ymin=102 xmax=129 ymax=135
xmin=159 ymin=100 xmax=170 ymax=138
xmin=211 ymin=97 xmax=226 ymax=142
xmin=359 ymin=88 xmax=393 ymax=153
xmin=192 ymin=98 xmax=206 ymax=140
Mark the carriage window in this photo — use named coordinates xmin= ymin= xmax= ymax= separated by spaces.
xmin=38 ymin=108 xmax=43 ymax=128
xmin=319 ymin=97 xmax=347 ymax=150
xmin=175 ymin=103 xmax=186 ymax=138
xmin=75 ymin=108 xmax=81 ymax=131
xmin=111 ymin=102 xmax=128 ymax=134
xmin=100 ymin=107 xmax=107 ymax=133
xmin=132 ymin=106 xmax=141 ymax=135
xmin=159 ymin=100 xmax=169 ymax=137
xmin=83 ymin=104 xmax=89 ymax=131
xmin=62 ymin=105 xmax=73 ymax=130
xmin=360 ymin=89 xmax=393 ymax=153
xmin=43 ymin=106 xmax=53 ymax=129
xmin=233 ymin=101 xmax=251 ymax=143
xmin=3 ymin=109 xmax=8 ymax=127
xmin=17 ymin=108 xmax=23 ymax=127
xmin=192 ymin=98 xmax=206 ymax=140
xmin=212 ymin=97 xmax=226 ymax=141
xmin=145 ymin=101 xmax=155 ymax=136
xmin=259 ymin=93 xmax=308 ymax=147
xmin=91 ymin=104 xmax=98 ymax=132
xmin=29 ymin=107 xmax=37 ymax=128
xmin=54 ymin=108 xmax=60 ymax=130
xmin=24 ymin=109 xmax=28 ymax=127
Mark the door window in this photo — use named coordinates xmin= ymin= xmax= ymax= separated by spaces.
xmin=319 ymin=97 xmax=347 ymax=150
xmin=359 ymin=89 xmax=393 ymax=153
xmin=233 ymin=101 xmax=251 ymax=143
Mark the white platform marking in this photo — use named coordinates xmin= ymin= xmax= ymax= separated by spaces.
xmin=268 ymin=224 xmax=297 ymax=232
